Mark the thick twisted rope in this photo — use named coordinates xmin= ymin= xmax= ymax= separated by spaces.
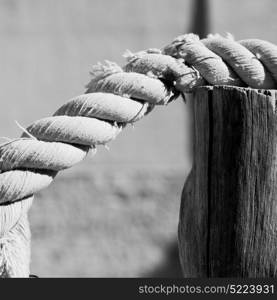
xmin=1 ymin=33 xmax=277 ymax=277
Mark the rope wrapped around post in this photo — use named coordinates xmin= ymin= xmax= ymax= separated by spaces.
xmin=1 ymin=33 xmax=277 ymax=277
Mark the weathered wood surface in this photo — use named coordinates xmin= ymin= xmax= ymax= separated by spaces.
xmin=179 ymin=86 xmax=277 ymax=277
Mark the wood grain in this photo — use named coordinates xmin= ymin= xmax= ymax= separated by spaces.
xmin=179 ymin=86 xmax=277 ymax=277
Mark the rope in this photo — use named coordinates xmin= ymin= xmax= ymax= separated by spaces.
xmin=1 ymin=33 xmax=277 ymax=277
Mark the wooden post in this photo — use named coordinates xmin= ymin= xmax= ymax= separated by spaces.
xmin=179 ymin=86 xmax=277 ymax=277
xmin=189 ymin=0 xmax=210 ymax=39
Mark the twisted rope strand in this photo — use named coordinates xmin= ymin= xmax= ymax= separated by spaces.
xmin=163 ymin=34 xmax=245 ymax=87
xmin=202 ymin=36 xmax=276 ymax=88
xmin=1 ymin=33 xmax=277 ymax=277
xmin=163 ymin=33 xmax=277 ymax=88
xmin=238 ymin=39 xmax=277 ymax=82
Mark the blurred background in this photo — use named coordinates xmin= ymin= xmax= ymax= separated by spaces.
xmin=0 ymin=0 xmax=276 ymax=277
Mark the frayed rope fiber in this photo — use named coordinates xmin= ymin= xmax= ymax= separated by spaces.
xmin=1 ymin=33 xmax=277 ymax=277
